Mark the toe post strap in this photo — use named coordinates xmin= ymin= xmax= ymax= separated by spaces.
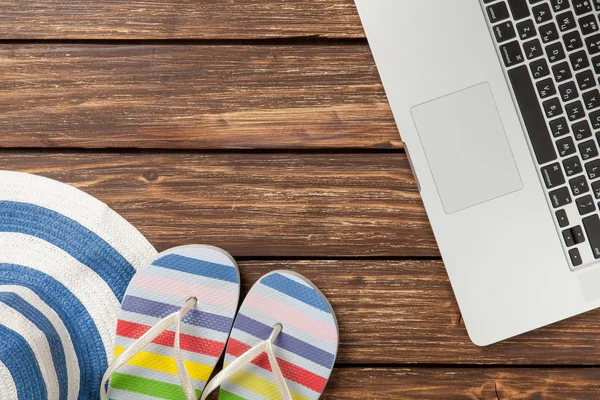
xmin=100 ymin=297 xmax=199 ymax=400
xmin=200 ymin=324 xmax=292 ymax=400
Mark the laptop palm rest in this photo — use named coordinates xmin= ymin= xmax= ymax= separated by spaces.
xmin=411 ymin=82 xmax=523 ymax=214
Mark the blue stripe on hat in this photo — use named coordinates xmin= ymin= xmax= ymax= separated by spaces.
xmin=234 ymin=314 xmax=335 ymax=369
xmin=0 ymin=293 xmax=68 ymax=400
xmin=121 ymin=295 xmax=234 ymax=333
xmin=0 ymin=325 xmax=47 ymax=399
xmin=260 ymin=273 xmax=331 ymax=314
xmin=153 ymin=254 xmax=239 ymax=283
xmin=0 ymin=201 xmax=134 ymax=300
xmin=0 ymin=264 xmax=105 ymax=400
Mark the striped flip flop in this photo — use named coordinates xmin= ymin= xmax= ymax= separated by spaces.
xmin=200 ymin=270 xmax=338 ymax=400
xmin=102 ymin=245 xmax=241 ymax=400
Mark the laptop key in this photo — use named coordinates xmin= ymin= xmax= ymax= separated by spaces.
xmin=559 ymin=81 xmax=578 ymax=101
xmin=549 ymin=187 xmax=573 ymax=208
xmin=530 ymin=58 xmax=550 ymax=78
xmin=573 ymin=120 xmax=592 ymax=140
xmin=563 ymin=155 xmax=583 ymax=176
xmin=508 ymin=66 xmax=557 ymax=164
xmin=579 ymin=14 xmax=599 ymax=35
xmin=564 ymin=31 xmax=584 ymax=51
xmin=551 ymin=0 xmax=570 ymax=12
xmin=585 ymin=34 xmax=600 ymax=54
xmin=532 ymin=3 xmax=552 ymax=24
xmin=524 ymin=39 xmax=544 ymax=59
xmin=565 ymin=100 xmax=585 ymax=121
xmin=517 ymin=19 xmax=537 ymax=39
xmin=583 ymin=214 xmax=600 ymax=258
xmin=541 ymin=162 xmax=566 ymax=188
xmin=586 ymin=159 xmax=600 ymax=179
xmin=592 ymin=55 xmax=600 ymax=73
xmin=576 ymin=195 xmax=595 ymax=215
xmin=552 ymin=61 xmax=572 ymax=82
xmin=579 ymin=139 xmax=598 ymax=159
xmin=556 ymin=209 xmax=570 ymax=227
xmin=488 ymin=2 xmax=510 ymax=23
xmin=557 ymin=136 xmax=576 ymax=157
xmin=584 ymin=89 xmax=600 ymax=110
xmin=544 ymin=97 xmax=563 ymax=118
xmin=570 ymin=175 xmax=590 ymax=195
xmin=557 ymin=11 xmax=577 ymax=32
xmin=540 ymin=22 xmax=559 ymax=43
xmin=537 ymin=78 xmax=556 ymax=98
xmin=591 ymin=110 xmax=600 ymax=129
xmin=576 ymin=70 xmax=595 ymax=90
xmin=500 ymin=41 xmax=525 ymax=66
xmin=563 ymin=228 xmax=576 ymax=246
xmin=592 ymin=180 xmax=600 ymax=198
xmin=546 ymin=42 xmax=566 ymax=62
xmin=494 ymin=21 xmax=517 ymax=42
xmin=569 ymin=248 xmax=583 ymax=266
xmin=573 ymin=0 xmax=593 ymax=15
xmin=507 ymin=0 xmax=531 ymax=20
xmin=570 ymin=50 xmax=590 ymax=71
xmin=573 ymin=225 xmax=586 ymax=244
xmin=551 ymin=117 xmax=570 ymax=137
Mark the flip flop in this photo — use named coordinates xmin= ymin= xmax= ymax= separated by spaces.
xmin=101 ymin=245 xmax=241 ymax=400
xmin=200 ymin=270 xmax=339 ymax=400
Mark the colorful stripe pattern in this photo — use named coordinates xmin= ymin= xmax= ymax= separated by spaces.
xmin=109 ymin=245 xmax=241 ymax=400
xmin=220 ymin=271 xmax=338 ymax=400
xmin=0 ymin=171 xmax=156 ymax=399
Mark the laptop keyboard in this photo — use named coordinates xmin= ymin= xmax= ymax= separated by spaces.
xmin=483 ymin=0 xmax=600 ymax=268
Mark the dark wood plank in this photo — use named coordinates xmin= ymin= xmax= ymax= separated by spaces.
xmin=322 ymin=368 xmax=600 ymax=399
xmin=0 ymin=45 xmax=398 ymax=149
xmin=1 ymin=152 xmax=430 ymax=258
xmin=0 ymin=1 xmax=364 ymax=39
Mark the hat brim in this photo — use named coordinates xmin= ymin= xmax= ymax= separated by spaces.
xmin=0 ymin=171 xmax=156 ymax=400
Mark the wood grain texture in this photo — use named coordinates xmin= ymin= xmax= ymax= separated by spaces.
xmin=202 ymin=367 xmax=600 ymax=399
xmin=241 ymin=260 xmax=600 ymax=365
xmin=201 ymin=367 xmax=600 ymax=399
xmin=0 ymin=44 xmax=399 ymax=149
xmin=0 ymin=1 xmax=364 ymax=39
xmin=1 ymin=152 xmax=432 ymax=257
xmin=6 ymin=153 xmax=600 ymax=365
xmin=321 ymin=368 xmax=600 ymax=399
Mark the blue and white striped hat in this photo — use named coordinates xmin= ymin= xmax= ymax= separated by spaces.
xmin=0 ymin=171 xmax=157 ymax=399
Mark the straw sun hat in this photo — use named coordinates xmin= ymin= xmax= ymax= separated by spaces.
xmin=0 ymin=170 xmax=157 ymax=399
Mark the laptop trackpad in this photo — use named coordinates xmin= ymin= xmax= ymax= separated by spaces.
xmin=411 ymin=83 xmax=523 ymax=214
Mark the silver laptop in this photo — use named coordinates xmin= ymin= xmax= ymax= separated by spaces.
xmin=355 ymin=0 xmax=600 ymax=345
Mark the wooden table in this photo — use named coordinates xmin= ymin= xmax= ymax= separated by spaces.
xmin=3 ymin=1 xmax=600 ymax=398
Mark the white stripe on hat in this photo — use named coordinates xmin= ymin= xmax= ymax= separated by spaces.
xmin=0 ymin=232 xmax=120 ymax=361
xmin=0 ymin=170 xmax=157 ymax=269
xmin=0 ymin=303 xmax=59 ymax=400
xmin=0 ymin=285 xmax=80 ymax=399
xmin=0 ymin=360 xmax=17 ymax=400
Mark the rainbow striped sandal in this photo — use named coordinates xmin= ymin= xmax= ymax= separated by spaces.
xmin=200 ymin=270 xmax=338 ymax=400
xmin=100 ymin=245 xmax=241 ymax=400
